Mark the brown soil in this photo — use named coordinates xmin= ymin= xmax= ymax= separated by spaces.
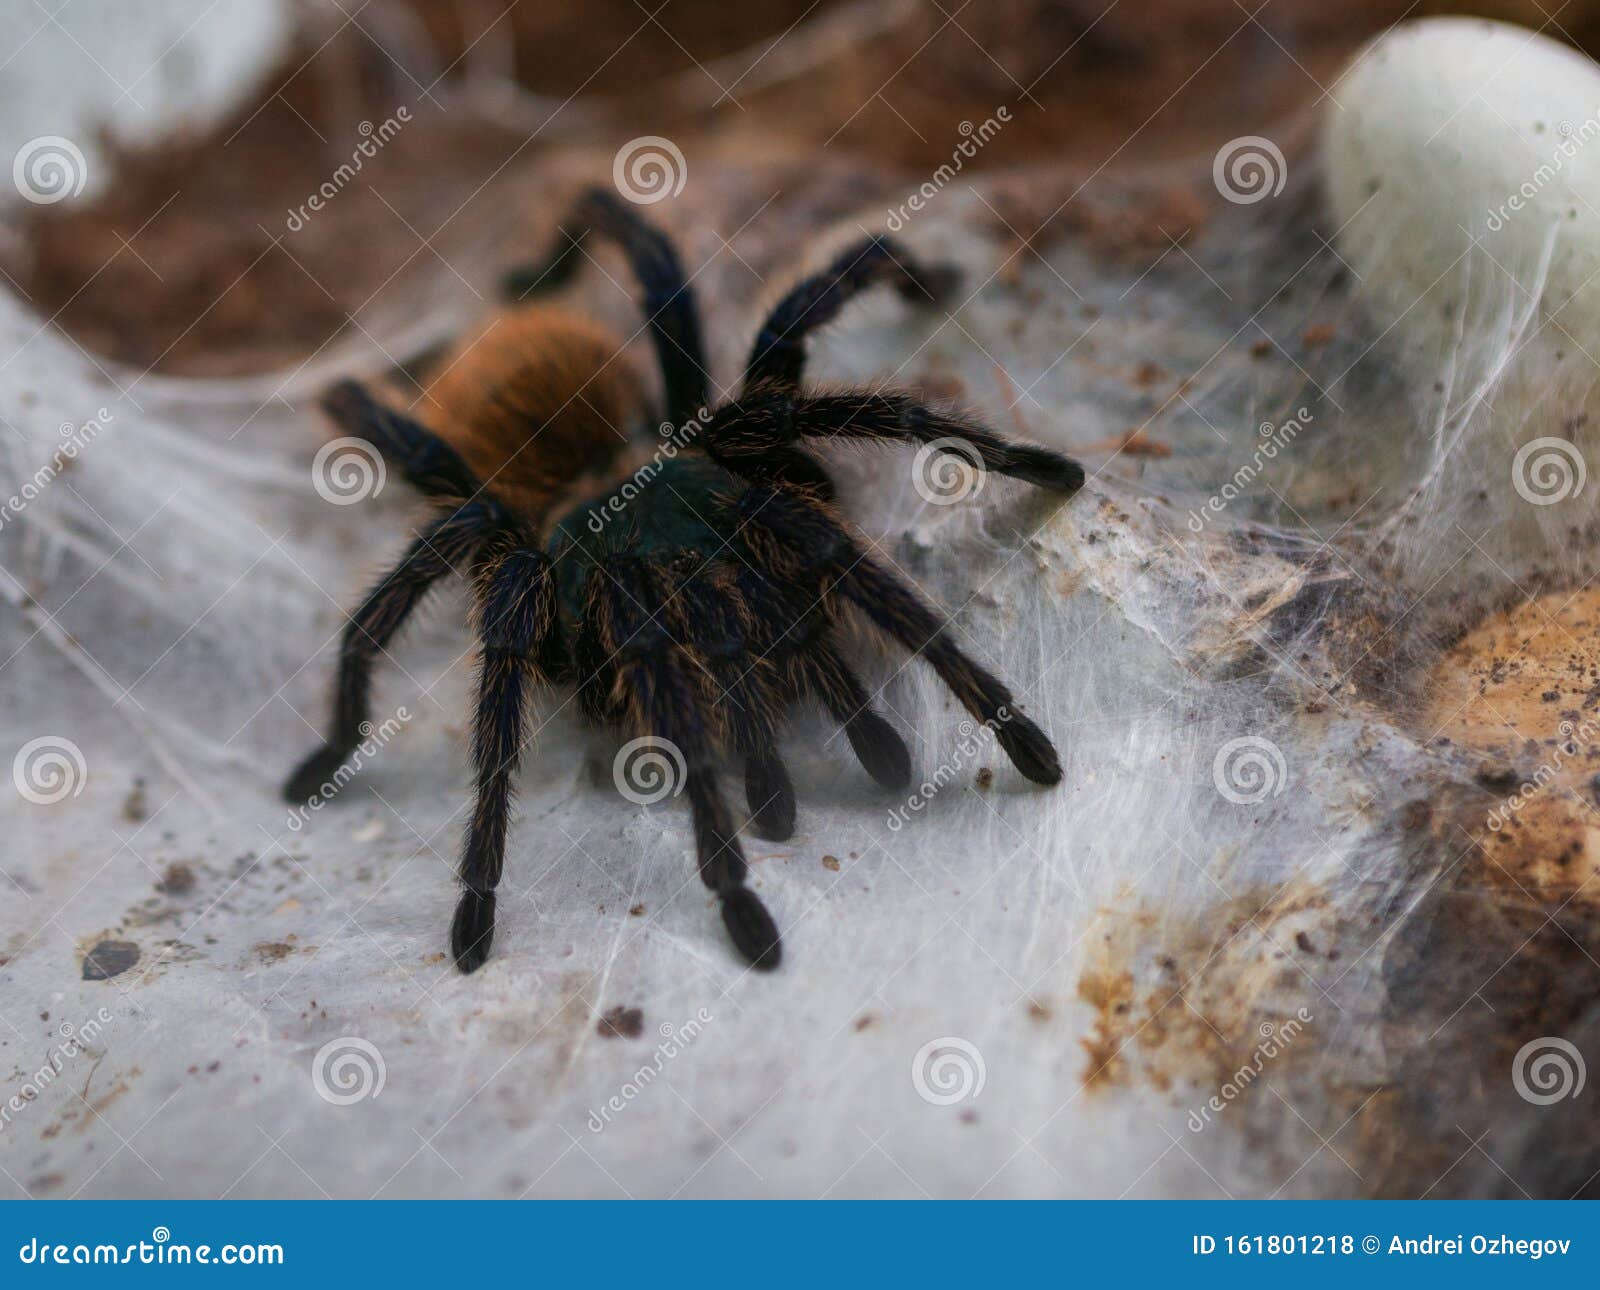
xmin=15 ymin=0 xmax=1595 ymax=378
xmin=1424 ymin=588 xmax=1600 ymax=907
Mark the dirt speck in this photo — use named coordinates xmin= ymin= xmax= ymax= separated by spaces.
xmin=121 ymin=778 xmax=147 ymax=822
xmin=853 ymin=1014 xmax=875 ymax=1032
xmin=628 ymin=903 xmax=645 ymax=917
xmin=82 ymin=940 xmax=139 ymax=981
xmin=156 ymin=862 xmax=195 ymax=895
xmin=1026 ymin=999 xmax=1053 ymax=1022
xmin=597 ymin=1005 xmax=644 ymax=1039
xmin=253 ymin=941 xmax=294 ymax=963
xmin=821 ymin=854 xmax=841 ymax=872
xmin=1076 ymin=967 xmax=1134 ymax=1089
xmin=975 ymin=767 xmax=994 ymax=790
xmin=1399 ymin=800 xmax=1433 ymax=832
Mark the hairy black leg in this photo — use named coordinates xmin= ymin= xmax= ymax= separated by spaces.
xmin=320 ymin=379 xmax=487 ymax=501
xmin=284 ymin=505 xmax=495 ymax=805
xmin=800 ymin=393 xmax=1084 ymax=494
xmin=501 ymin=187 xmax=709 ymax=428
xmin=734 ymin=565 xmax=908 ymax=793
xmin=701 ymin=389 xmax=1083 ymax=499
xmin=669 ymin=574 xmax=794 ymax=840
xmin=451 ymin=540 xmax=554 ymax=973
xmin=744 ymin=234 xmax=960 ymax=392
xmin=788 ymin=637 xmax=912 ymax=791
xmin=593 ymin=560 xmax=781 ymax=969
xmin=746 ymin=488 xmax=1062 ymax=786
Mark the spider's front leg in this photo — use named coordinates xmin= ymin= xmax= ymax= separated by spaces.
xmin=743 ymin=487 xmax=1063 ymax=787
xmin=451 ymin=539 xmax=555 ymax=973
xmin=590 ymin=559 xmax=782 ymax=971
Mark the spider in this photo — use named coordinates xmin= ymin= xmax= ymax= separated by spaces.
xmin=285 ymin=187 xmax=1084 ymax=974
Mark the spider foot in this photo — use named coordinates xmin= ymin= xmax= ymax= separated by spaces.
xmin=451 ymin=889 xmax=496 ymax=973
xmin=283 ymin=744 xmax=352 ymax=805
xmin=845 ymin=710 xmax=912 ymax=791
xmin=745 ymin=753 xmax=796 ymax=841
xmin=995 ymin=710 xmax=1063 ymax=786
xmin=721 ymin=888 xmax=782 ymax=971
xmin=998 ymin=444 xmax=1085 ymax=496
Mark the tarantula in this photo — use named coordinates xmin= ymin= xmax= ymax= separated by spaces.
xmin=285 ymin=187 xmax=1084 ymax=974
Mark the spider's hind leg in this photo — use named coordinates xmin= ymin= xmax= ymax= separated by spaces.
xmin=743 ymin=234 xmax=960 ymax=393
xmin=592 ymin=560 xmax=782 ymax=970
xmin=502 ymin=187 xmax=709 ymax=427
xmin=320 ymin=379 xmax=486 ymax=500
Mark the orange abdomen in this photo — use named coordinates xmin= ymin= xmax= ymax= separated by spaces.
xmin=419 ymin=306 xmax=645 ymax=519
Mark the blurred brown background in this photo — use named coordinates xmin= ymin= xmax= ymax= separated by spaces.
xmin=8 ymin=0 xmax=1599 ymax=375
